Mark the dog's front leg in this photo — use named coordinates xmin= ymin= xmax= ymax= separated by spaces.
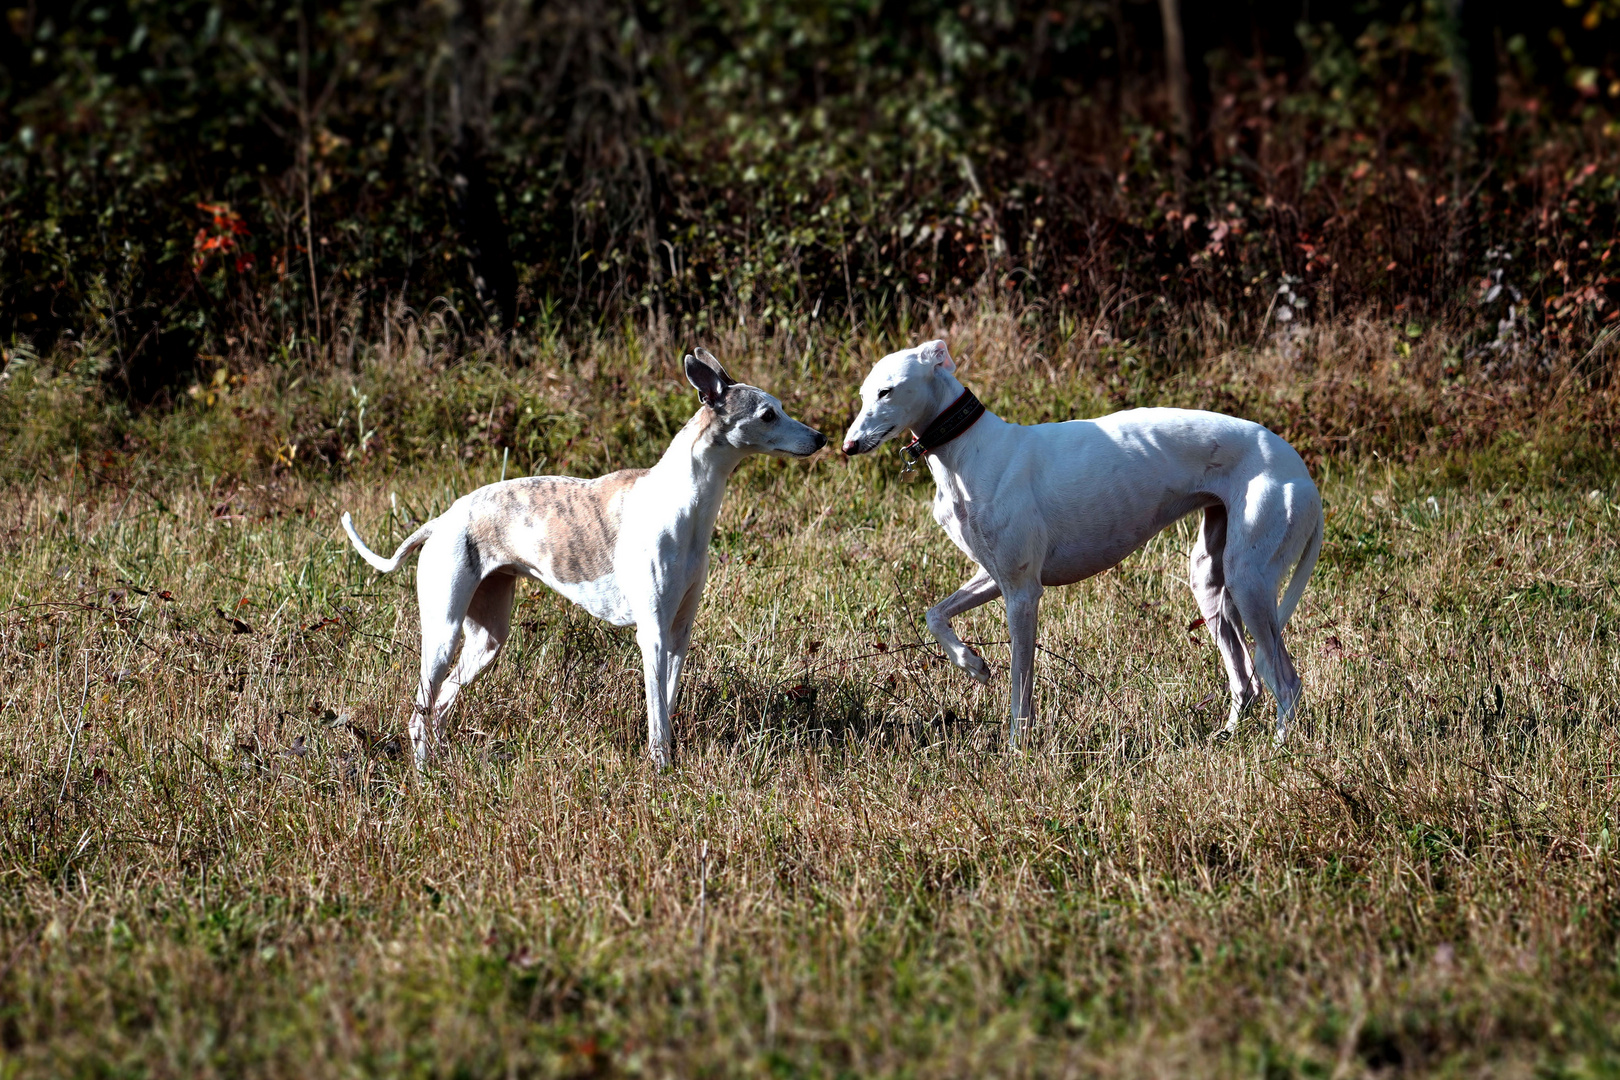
xmin=660 ymin=581 xmax=702 ymax=724
xmin=925 ymin=568 xmax=1001 ymax=684
xmin=1004 ymin=583 xmax=1043 ymax=750
xmin=637 ymin=624 xmax=675 ymax=767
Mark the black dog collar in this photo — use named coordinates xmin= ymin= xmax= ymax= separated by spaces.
xmin=901 ymin=388 xmax=986 ymax=464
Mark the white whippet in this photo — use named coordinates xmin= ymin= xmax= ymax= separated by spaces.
xmin=842 ymin=340 xmax=1322 ymax=745
xmin=342 ymin=348 xmax=826 ymax=766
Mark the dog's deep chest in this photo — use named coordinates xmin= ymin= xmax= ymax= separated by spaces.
xmin=929 ymin=471 xmax=988 ymax=559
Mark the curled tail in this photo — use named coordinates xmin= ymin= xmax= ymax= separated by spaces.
xmin=341 ymin=511 xmax=434 ymax=573
xmin=1277 ymin=497 xmax=1324 ymax=628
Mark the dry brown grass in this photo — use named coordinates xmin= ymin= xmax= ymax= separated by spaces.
xmin=10 ymin=291 xmax=1614 ymax=492
xmin=3 ymin=311 xmax=1620 ymax=1076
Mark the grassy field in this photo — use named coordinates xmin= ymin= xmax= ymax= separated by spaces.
xmin=4 ymin=319 xmax=1620 ymax=1077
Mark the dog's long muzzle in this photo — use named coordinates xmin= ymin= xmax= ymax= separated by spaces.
xmin=776 ymin=424 xmax=827 ymax=457
xmin=841 ymin=427 xmax=889 ymax=455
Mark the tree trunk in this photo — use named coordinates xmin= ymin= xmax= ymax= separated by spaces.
xmin=1157 ymin=0 xmax=1192 ymax=190
xmin=1452 ymin=0 xmax=1500 ymax=134
xmin=1109 ymin=0 xmax=1136 ymax=122
xmin=449 ymin=0 xmax=518 ymax=330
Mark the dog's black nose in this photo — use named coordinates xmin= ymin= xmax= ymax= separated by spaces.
xmin=812 ymin=431 xmax=828 ymax=451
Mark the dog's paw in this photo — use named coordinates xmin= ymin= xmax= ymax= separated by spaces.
xmin=961 ymin=649 xmax=992 ymax=684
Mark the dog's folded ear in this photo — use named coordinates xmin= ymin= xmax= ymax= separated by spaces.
xmin=918 ymin=339 xmax=956 ymax=374
xmin=685 ymin=348 xmax=735 ymax=405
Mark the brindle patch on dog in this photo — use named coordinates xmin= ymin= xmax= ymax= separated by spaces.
xmin=468 ymin=469 xmax=649 ymax=583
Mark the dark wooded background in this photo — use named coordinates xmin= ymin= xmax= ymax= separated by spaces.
xmin=3 ymin=1 xmax=1617 ymax=397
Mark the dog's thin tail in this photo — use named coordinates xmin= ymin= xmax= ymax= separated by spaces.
xmin=341 ymin=511 xmax=434 ymax=573
xmin=1276 ymin=497 xmax=1324 ymax=628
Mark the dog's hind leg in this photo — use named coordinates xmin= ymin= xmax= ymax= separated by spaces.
xmin=410 ymin=539 xmax=483 ymax=765
xmin=432 ymin=573 xmax=517 ymax=722
xmin=1232 ymin=482 xmax=1319 ymax=743
xmin=1190 ymin=504 xmax=1259 ymax=738
xmin=925 ymin=568 xmax=1002 ymax=684
xmin=1227 ymin=570 xmax=1302 ymax=746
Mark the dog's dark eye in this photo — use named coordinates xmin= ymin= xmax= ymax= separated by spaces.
xmin=877 ymin=387 xmax=892 ymax=399
xmin=761 ymin=408 xmax=777 ymax=423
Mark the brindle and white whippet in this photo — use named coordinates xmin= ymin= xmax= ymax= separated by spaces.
xmin=342 ymin=348 xmax=826 ymax=766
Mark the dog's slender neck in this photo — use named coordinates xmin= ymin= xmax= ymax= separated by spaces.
xmin=649 ymin=405 xmax=747 ymax=530
xmin=909 ymin=370 xmax=967 ymax=442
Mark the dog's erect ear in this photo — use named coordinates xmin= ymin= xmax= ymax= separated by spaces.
xmin=917 ymin=339 xmax=956 ymax=375
xmin=685 ymin=348 xmax=734 ymax=406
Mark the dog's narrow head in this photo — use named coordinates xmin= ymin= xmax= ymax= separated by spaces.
xmin=842 ymin=339 xmax=956 ymax=455
xmin=685 ymin=347 xmax=827 ymax=458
